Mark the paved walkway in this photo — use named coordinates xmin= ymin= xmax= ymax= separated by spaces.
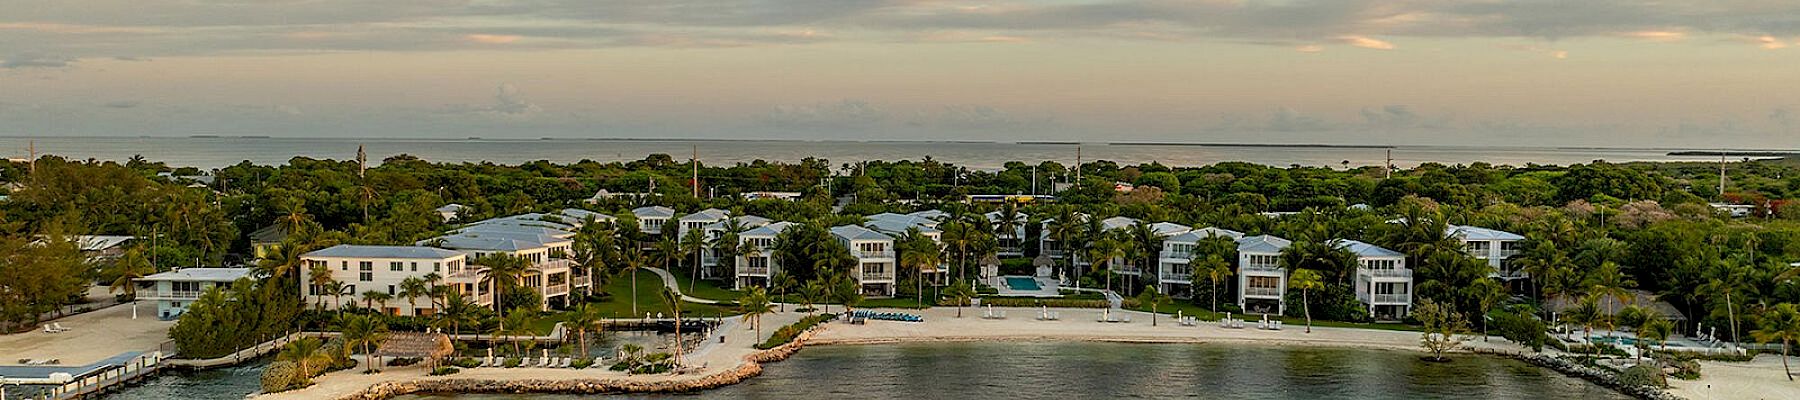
xmin=644 ymin=267 xmax=723 ymax=304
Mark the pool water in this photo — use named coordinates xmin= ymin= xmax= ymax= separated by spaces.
xmin=1005 ymin=277 xmax=1041 ymax=291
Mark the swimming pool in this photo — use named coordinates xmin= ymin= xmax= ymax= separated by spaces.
xmin=1005 ymin=277 xmax=1041 ymax=291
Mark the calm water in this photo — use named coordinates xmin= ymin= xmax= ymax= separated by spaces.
xmin=392 ymin=342 xmax=1628 ymax=400
xmin=0 ymin=136 xmax=1732 ymax=170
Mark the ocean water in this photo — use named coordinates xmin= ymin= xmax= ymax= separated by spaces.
xmin=0 ymin=136 xmax=1726 ymax=170
xmin=398 ymin=342 xmax=1631 ymax=400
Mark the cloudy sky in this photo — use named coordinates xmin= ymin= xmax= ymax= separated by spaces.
xmin=3 ymin=0 xmax=1799 ymax=147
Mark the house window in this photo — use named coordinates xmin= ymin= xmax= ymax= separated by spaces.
xmin=388 ymin=285 xmax=395 ymax=295
xmin=360 ymin=261 xmax=373 ymax=271
xmin=360 ymin=272 xmax=373 ymax=282
xmin=410 ymin=262 xmax=418 ymax=272
xmin=390 ymin=262 xmax=403 ymax=271
xmin=434 ymin=262 xmax=442 ymax=272
xmin=341 ymin=261 xmax=349 ymax=271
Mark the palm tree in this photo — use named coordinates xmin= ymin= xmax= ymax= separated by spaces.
xmin=618 ymin=243 xmax=646 ymax=315
xmin=277 ymin=337 xmax=332 ymax=383
xmin=436 ymin=291 xmax=481 ymax=336
xmin=1290 ymin=268 xmax=1323 ymax=333
xmin=326 ymin=281 xmax=352 ymax=314
xmin=660 ymin=288 xmax=684 ymax=366
xmin=1467 ymin=277 xmax=1505 ymax=341
xmin=362 ymin=290 xmax=392 ymax=313
xmin=832 ymin=275 xmax=863 ymax=314
xmin=1640 ymin=317 xmax=1676 ymax=359
xmin=1515 ymin=240 xmax=1573 ymax=319
xmin=309 ymin=264 xmax=336 ymax=310
xmin=340 ymin=314 xmax=390 ymax=373
xmin=106 ymin=246 xmax=156 ymax=298
xmin=679 ymin=227 xmax=707 ymax=293
xmin=1752 ymin=303 xmax=1800 ymax=380
xmin=421 ymin=272 xmax=445 ymax=309
xmin=945 ymin=280 xmax=975 ymax=318
xmin=771 ymin=271 xmax=797 ymax=313
xmin=1192 ymin=253 xmax=1232 ymax=313
xmin=474 ymin=253 xmax=531 ymax=313
xmin=399 ymin=277 xmax=428 ymax=315
xmin=497 ymin=307 xmax=538 ymax=356
xmin=1137 ymin=285 xmax=1170 ymax=326
xmin=739 ymin=287 xmax=774 ymax=341
xmin=897 ymin=228 xmax=942 ymax=306
xmin=800 ymin=279 xmax=825 ymax=314
xmin=256 ymin=242 xmax=309 ymax=281
xmin=996 ymin=202 xmax=1024 ymax=254
xmin=1087 ymin=235 xmax=1125 ymax=292
xmin=1046 ymin=207 xmax=1083 ymax=278
xmin=941 ymin=220 xmax=979 ymax=282
xmin=565 ymin=303 xmax=603 ymax=358
xmin=1583 ymin=261 xmax=1636 ymax=336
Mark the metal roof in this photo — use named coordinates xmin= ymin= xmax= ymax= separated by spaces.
xmin=679 ymin=208 xmax=732 ymax=221
xmin=1328 ymin=239 xmax=1405 ymax=258
xmin=1149 ymin=222 xmax=1192 ymax=236
xmin=74 ymin=235 xmax=134 ymax=251
xmin=1100 ymin=216 xmax=1139 ymax=230
xmin=632 ymin=205 xmax=675 ymax=218
xmin=906 ymin=209 xmax=949 ymax=220
xmin=742 ymin=221 xmax=796 ymax=237
xmin=831 ymin=224 xmax=893 ymax=241
xmin=1168 ymin=227 xmax=1244 ymax=242
xmin=139 ymin=267 xmax=253 ymax=282
xmin=704 ymin=215 xmax=772 ymax=231
xmin=1236 ymin=235 xmax=1292 ymax=254
xmin=1446 ymin=225 xmax=1525 ymax=241
xmin=306 ymin=244 xmax=463 ymax=259
xmin=865 ymin=218 xmax=942 ymax=235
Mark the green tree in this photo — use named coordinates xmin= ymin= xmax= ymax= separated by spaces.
xmin=1289 ymin=268 xmax=1324 ymax=333
xmin=1192 ymin=253 xmax=1232 ymax=313
xmin=1751 ymin=303 xmax=1800 ymax=381
xmin=565 ymin=303 xmax=603 ymax=358
xmin=277 ymin=337 xmax=332 ymax=385
xmin=1137 ymin=285 xmax=1170 ymax=326
xmin=106 ymin=246 xmax=156 ymax=298
xmin=1416 ymin=298 xmax=1470 ymax=362
xmin=339 ymin=314 xmax=389 ymax=373
xmin=474 ymin=253 xmax=532 ymax=313
xmin=945 ymin=280 xmax=975 ymax=318
xmin=739 ymin=287 xmax=774 ymax=341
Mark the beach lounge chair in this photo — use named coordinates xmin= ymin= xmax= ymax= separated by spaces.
xmin=52 ymin=322 xmax=70 ymax=331
xmin=1122 ymin=315 xmax=1131 ymax=323
xmin=44 ymin=324 xmax=58 ymax=333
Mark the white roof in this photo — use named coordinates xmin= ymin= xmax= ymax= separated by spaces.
xmin=1168 ymin=227 xmax=1244 ymax=242
xmin=1100 ymin=216 xmax=1139 ymax=230
xmin=906 ymin=210 xmax=949 ymax=220
xmin=680 ymin=208 xmax=732 ymax=222
xmin=1447 ymin=225 xmax=1524 ymax=241
xmin=139 ymin=267 xmax=253 ymax=282
xmin=435 ymin=204 xmax=466 ymax=213
xmin=1329 ymin=239 xmax=1405 ymax=258
xmin=306 ymin=244 xmax=463 ymax=259
xmin=705 ymin=215 xmax=772 ymax=231
xmin=866 ymin=218 xmax=942 ymax=236
xmin=742 ymin=221 xmax=796 ymax=237
xmin=867 ymin=213 xmax=939 ymax=228
xmin=74 ymin=235 xmax=134 ymax=251
xmin=633 ymin=206 xmax=675 ymax=218
xmin=983 ymin=210 xmax=1029 ymax=222
xmin=1149 ymin=222 xmax=1192 ymax=236
xmin=1236 ymin=235 xmax=1292 ymax=254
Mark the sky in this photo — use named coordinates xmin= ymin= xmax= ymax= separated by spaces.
xmin=2 ymin=0 xmax=1799 ymax=148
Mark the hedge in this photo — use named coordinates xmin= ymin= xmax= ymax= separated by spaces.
xmin=756 ymin=313 xmax=837 ymax=350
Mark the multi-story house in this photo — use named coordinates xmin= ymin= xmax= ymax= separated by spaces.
xmin=632 ymin=206 xmax=675 ymax=235
xmin=136 ymin=267 xmax=253 ymax=320
xmin=1156 ymin=227 xmax=1244 ymax=294
xmin=1447 ymin=225 xmax=1525 ymax=280
xmin=983 ymin=210 xmax=1030 ymax=257
xmin=299 ymin=245 xmax=475 ymax=316
xmin=831 ymin=224 xmax=897 ymax=297
xmin=699 ymin=214 xmax=772 ymax=280
xmin=1333 ymin=239 xmax=1413 ymax=320
xmin=865 ymin=215 xmax=948 ymax=284
xmin=733 ymin=221 xmax=793 ymax=289
xmin=677 ymin=208 xmax=731 ymax=241
xmin=1235 ymin=235 xmax=1293 ymax=314
xmin=1036 ymin=212 xmax=1089 ymax=261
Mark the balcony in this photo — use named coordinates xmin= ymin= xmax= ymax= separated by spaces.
xmin=701 ymin=255 xmax=720 ymax=265
xmin=541 ymin=283 xmax=570 ymax=297
xmin=1160 ymin=273 xmax=1192 ymax=283
xmin=1112 ymin=264 xmax=1141 ymax=275
xmin=531 ymin=259 xmax=575 ymax=273
xmin=1496 ymin=249 xmax=1521 ymax=259
xmin=1365 ymin=293 xmax=1409 ymax=304
xmin=859 ymin=270 xmax=895 ymax=281
xmin=1243 ymin=287 xmax=1283 ymax=297
xmin=1159 ymin=250 xmax=1193 ymax=260
xmin=739 ymin=266 xmax=772 ymax=276
xmin=477 ymin=292 xmax=494 ymax=305
xmin=1359 ymin=268 xmax=1413 ymax=278
xmin=852 ymin=249 xmax=895 ymax=259
xmin=572 ymin=275 xmax=591 ymax=287
xmin=144 ymin=290 xmax=204 ymax=301
xmin=1241 ymin=264 xmax=1284 ymax=274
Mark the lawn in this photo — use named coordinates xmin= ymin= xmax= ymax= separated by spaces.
xmin=1124 ymin=301 xmax=1420 ymax=332
xmin=577 ymin=270 xmax=741 ymax=318
xmin=664 ymin=266 xmax=744 ymax=302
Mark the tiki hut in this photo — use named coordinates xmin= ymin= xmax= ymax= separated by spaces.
xmin=980 ymin=253 xmax=1002 ymax=279
xmin=1032 ymin=254 xmax=1055 ymax=278
xmin=376 ymin=332 xmax=455 ymax=368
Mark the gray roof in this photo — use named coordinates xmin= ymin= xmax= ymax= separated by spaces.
xmin=680 ymin=208 xmax=731 ymax=222
xmin=425 ymin=234 xmax=543 ymax=252
xmin=633 ymin=206 xmax=675 ymax=218
xmin=1329 ymin=239 xmax=1405 ymax=258
xmin=1168 ymin=227 xmax=1244 ymax=242
xmin=455 ymin=224 xmax=571 ymax=239
xmin=557 ymin=208 xmax=614 ymax=222
xmin=1236 ymin=235 xmax=1292 ymax=254
xmin=1100 ymin=216 xmax=1139 ymax=230
xmin=74 ymin=235 xmax=134 ymax=251
xmin=906 ymin=210 xmax=949 ymax=220
xmin=474 ymin=215 xmax=576 ymax=231
xmin=435 ymin=204 xmax=466 ymax=213
xmin=139 ymin=267 xmax=254 ymax=282
xmin=705 ymin=215 xmax=772 ymax=231
xmin=306 ymin=244 xmax=463 ymax=259
xmin=1447 ymin=225 xmax=1525 ymax=241
xmin=742 ymin=221 xmax=796 ymax=237
xmin=983 ymin=210 xmax=1029 ymax=222
xmin=865 ymin=218 xmax=941 ymax=236
xmin=832 ymin=224 xmax=893 ymax=242
xmin=1150 ymin=222 xmax=1192 ymax=236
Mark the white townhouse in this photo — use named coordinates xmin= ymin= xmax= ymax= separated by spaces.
xmin=428 ymin=229 xmax=587 ymax=311
xmin=699 ymin=214 xmax=772 ymax=280
xmin=1446 ymin=225 xmax=1526 ymax=280
xmin=1332 ymin=239 xmax=1413 ymax=320
xmin=865 ymin=215 xmax=948 ymax=284
xmin=734 ymin=221 xmax=794 ymax=289
xmin=136 ymin=267 xmax=253 ymax=320
xmin=300 ymin=245 xmax=473 ymax=316
xmin=1037 ymin=212 xmax=1089 ymax=261
xmin=1235 ymin=235 xmax=1293 ymax=314
xmin=831 ymin=224 xmax=897 ymax=297
xmin=1157 ymin=227 xmax=1244 ymax=294
xmin=905 ymin=209 xmax=950 ymax=223
xmin=983 ymin=210 xmax=1030 ymax=257
xmin=678 ymin=208 xmax=731 ymax=241
xmin=632 ymin=206 xmax=675 ymax=235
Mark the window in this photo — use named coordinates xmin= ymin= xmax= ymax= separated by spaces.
xmin=341 ymin=261 xmax=349 ymax=271
xmin=360 ymin=261 xmax=373 ymax=271
xmin=360 ymin=272 xmax=373 ymax=282
xmin=434 ymin=262 xmax=442 ymax=273
xmin=410 ymin=262 xmax=418 ymax=272
xmin=388 ymin=285 xmax=395 ymax=295
xmin=390 ymin=261 xmax=403 ymax=271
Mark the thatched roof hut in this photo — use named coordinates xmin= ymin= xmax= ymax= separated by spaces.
xmin=376 ymin=332 xmax=454 ymax=366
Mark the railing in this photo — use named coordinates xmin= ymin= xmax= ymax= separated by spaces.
xmin=852 ymin=249 xmax=895 ymax=259
xmin=1160 ymin=273 xmax=1191 ymax=282
xmin=739 ymin=266 xmax=772 ymax=276
xmin=1360 ymin=268 xmax=1413 ymax=278
xmin=1496 ymin=249 xmax=1521 ymax=259
xmin=478 ymin=292 xmax=495 ymax=305
xmin=1244 ymin=287 xmax=1283 ymax=297
xmin=531 ymin=259 xmax=575 ymax=272
xmin=542 ymin=283 xmax=570 ymax=296
xmin=572 ymin=275 xmax=591 ymax=287
xmin=1159 ymin=250 xmax=1192 ymax=260
xmin=859 ymin=270 xmax=895 ymax=280
xmin=1112 ymin=265 xmax=1141 ymax=274
xmin=1369 ymin=293 xmax=1410 ymax=304
xmin=1242 ymin=264 xmax=1284 ymax=274
xmin=701 ymin=255 xmax=720 ymax=265
xmin=142 ymin=290 xmax=204 ymax=300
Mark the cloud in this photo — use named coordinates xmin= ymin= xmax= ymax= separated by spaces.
xmin=1755 ymin=35 xmax=1788 ymax=49
xmin=1295 ymin=44 xmax=1324 ymax=53
xmin=763 ymin=99 xmax=886 ymax=128
xmin=441 ymin=84 xmax=540 ymax=116
xmin=464 ymin=34 xmax=522 ymax=44
xmin=1337 ymin=35 xmax=1395 ymax=50
xmin=1267 ymin=107 xmax=1333 ymax=132
xmin=0 ymin=54 xmax=76 ymax=69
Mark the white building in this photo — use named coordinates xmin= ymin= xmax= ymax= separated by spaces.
xmin=1036 ymin=212 xmax=1089 ymax=261
xmin=1447 ymin=225 xmax=1525 ymax=280
xmin=1332 ymin=239 xmax=1413 ymax=320
xmin=699 ymin=214 xmax=772 ymax=279
xmin=865 ymin=214 xmax=949 ymax=283
xmin=136 ymin=267 xmax=253 ymax=320
xmin=733 ymin=221 xmax=793 ymax=289
xmin=831 ymin=224 xmax=897 ymax=297
xmin=678 ymin=208 xmax=731 ymax=240
xmin=435 ymin=204 xmax=466 ymax=222
xmin=429 ymin=228 xmax=585 ymax=311
xmin=72 ymin=235 xmax=134 ymax=264
xmin=1235 ymin=235 xmax=1292 ymax=314
xmin=632 ymin=206 xmax=675 ymax=235
xmin=1156 ymin=227 xmax=1244 ymax=294
xmin=300 ymin=245 xmax=474 ymax=316
xmin=983 ymin=210 xmax=1030 ymax=257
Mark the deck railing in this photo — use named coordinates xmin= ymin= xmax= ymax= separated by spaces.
xmin=1243 ymin=287 xmax=1283 ymax=297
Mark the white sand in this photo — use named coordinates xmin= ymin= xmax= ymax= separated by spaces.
xmin=1668 ymin=353 xmax=1800 ymax=400
xmin=0 ymin=301 xmax=175 ymax=365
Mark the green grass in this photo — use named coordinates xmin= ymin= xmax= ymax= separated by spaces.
xmin=664 ymin=267 xmax=744 ymax=302
xmin=576 ymin=270 xmax=741 ymax=318
xmin=858 ymin=297 xmax=934 ymax=309
xmin=1124 ymin=301 xmax=1420 ymax=332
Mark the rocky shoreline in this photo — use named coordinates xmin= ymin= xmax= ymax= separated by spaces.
xmin=1471 ymin=348 xmax=1682 ymax=400
xmin=328 ymin=329 xmax=821 ymax=400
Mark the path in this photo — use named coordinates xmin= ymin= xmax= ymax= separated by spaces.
xmin=644 ymin=267 xmax=722 ymax=304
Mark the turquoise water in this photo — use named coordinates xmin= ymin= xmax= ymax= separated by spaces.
xmin=1005 ymin=277 xmax=1042 ymax=291
xmin=395 ymin=342 xmax=1631 ymax=400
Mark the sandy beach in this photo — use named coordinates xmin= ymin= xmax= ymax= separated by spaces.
xmin=1668 ymin=354 xmax=1800 ymax=400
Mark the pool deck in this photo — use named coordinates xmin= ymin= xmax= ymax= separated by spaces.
xmin=989 ymin=276 xmax=1060 ymax=297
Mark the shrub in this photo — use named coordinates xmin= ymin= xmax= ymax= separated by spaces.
xmin=1618 ymin=364 xmax=1667 ymax=388
xmin=386 ymin=357 xmax=422 ymax=367
xmin=1492 ymin=311 xmax=1549 ymax=352
xmin=1667 ymin=358 xmax=1701 ymax=380
xmin=572 ymin=358 xmax=594 ymax=369
xmin=973 ymin=297 xmax=1111 ymax=309
xmin=503 ymin=357 xmax=522 ymax=368
xmin=451 ymin=358 xmax=481 ymax=368
xmin=756 ymin=313 xmax=837 ymax=349
xmin=429 ymin=366 xmax=460 ymax=376
xmin=259 ymin=360 xmax=303 ymax=393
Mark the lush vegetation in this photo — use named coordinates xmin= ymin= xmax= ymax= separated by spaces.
xmin=756 ymin=313 xmax=837 ymax=350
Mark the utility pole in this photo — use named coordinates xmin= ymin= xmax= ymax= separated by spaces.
xmin=1719 ymin=151 xmax=1727 ymax=199
xmin=1031 ymin=165 xmax=1038 ymax=196
xmin=1384 ymin=149 xmax=1393 ymax=179
xmin=357 ymin=144 xmax=370 ymax=223
xmin=1075 ymin=146 xmax=1083 ymax=186
xmin=691 ymin=146 xmax=700 ymax=198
